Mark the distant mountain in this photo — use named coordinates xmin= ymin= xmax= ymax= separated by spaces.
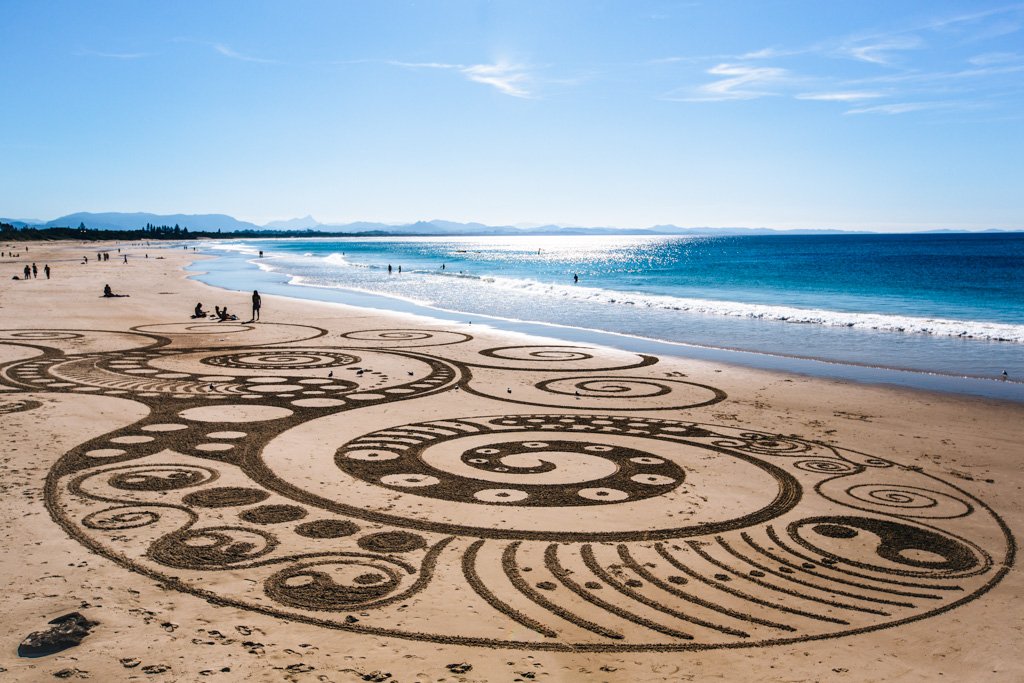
xmin=0 ymin=218 xmax=45 ymax=228
xmin=263 ymin=215 xmax=320 ymax=230
xmin=5 ymin=211 xmax=1019 ymax=235
xmin=41 ymin=212 xmax=262 ymax=231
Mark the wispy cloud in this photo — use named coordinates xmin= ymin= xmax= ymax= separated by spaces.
xmin=845 ymin=100 xmax=982 ymax=115
xmin=840 ymin=35 xmax=924 ymax=65
xmin=968 ymin=51 xmax=1022 ymax=65
xmin=77 ymin=49 xmax=150 ymax=60
xmin=796 ymin=91 xmax=885 ymax=102
xmin=212 ymin=43 xmax=278 ymax=64
xmin=667 ymin=62 xmax=789 ymax=101
xmin=390 ymin=60 xmax=534 ymax=98
xmin=662 ymin=3 xmax=1024 ymax=117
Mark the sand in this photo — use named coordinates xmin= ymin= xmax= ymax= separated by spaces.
xmin=0 ymin=240 xmax=1021 ymax=682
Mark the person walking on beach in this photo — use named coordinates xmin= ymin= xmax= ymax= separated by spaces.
xmin=44 ymin=264 xmax=50 ymax=279
xmin=123 ymin=254 xmax=128 ymax=264
xmin=251 ymin=290 xmax=262 ymax=322
xmin=31 ymin=263 xmax=37 ymax=278
xmin=398 ymin=265 xmax=402 ymax=274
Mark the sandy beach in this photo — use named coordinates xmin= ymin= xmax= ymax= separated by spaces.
xmin=0 ymin=240 xmax=1020 ymax=682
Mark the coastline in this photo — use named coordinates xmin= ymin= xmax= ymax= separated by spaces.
xmin=1 ymin=240 xmax=1021 ymax=681
xmin=189 ymin=246 xmax=1024 ymax=403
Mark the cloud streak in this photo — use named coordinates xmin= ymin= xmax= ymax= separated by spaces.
xmin=796 ymin=91 xmax=885 ymax=102
xmin=667 ymin=63 xmax=789 ymax=101
xmin=840 ymin=35 xmax=924 ymax=65
xmin=77 ymin=49 xmax=150 ymax=60
xmin=845 ymin=100 xmax=982 ymax=115
xmin=390 ymin=60 xmax=534 ymax=98
xmin=212 ymin=43 xmax=279 ymax=64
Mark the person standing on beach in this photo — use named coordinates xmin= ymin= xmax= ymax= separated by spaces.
xmin=398 ymin=265 xmax=402 ymax=273
xmin=31 ymin=263 xmax=37 ymax=278
xmin=573 ymin=273 xmax=579 ymax=284
xmin=23 ymin=265 xmax=30 ymax=279
xmin=388 ymin=264 xmax=392 ymax=274
xmin=44 ymin=264 xmax=50 ymax=279
xmin=251 ymin=290 xmax=262 ymax=321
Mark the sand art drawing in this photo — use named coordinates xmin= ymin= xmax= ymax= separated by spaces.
xmin=0 ymin=325 xmax=1013 ymax=652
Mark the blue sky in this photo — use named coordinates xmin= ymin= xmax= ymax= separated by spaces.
xmin=1 ymin=1 xmax=1022 ymax=230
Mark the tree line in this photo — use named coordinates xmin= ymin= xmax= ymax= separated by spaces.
xmin=0 ymin=222 xmax=391 ymax=242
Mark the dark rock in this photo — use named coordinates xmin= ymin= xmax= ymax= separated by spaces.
xmin=19 ymin=613 xmax=98 ymax=658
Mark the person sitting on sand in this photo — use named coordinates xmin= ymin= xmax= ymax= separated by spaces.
xmin=192 ymin=303 xmax=208 ymax=318
xmin=216 ymin=306 xmax=238 ymax=321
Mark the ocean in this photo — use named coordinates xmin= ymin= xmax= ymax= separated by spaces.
xmin=190 ymin=233 xmax=1024 ymax=400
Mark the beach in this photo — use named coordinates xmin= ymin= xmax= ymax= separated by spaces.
xmin=0 ymin=240 xmax=1021 ymax=682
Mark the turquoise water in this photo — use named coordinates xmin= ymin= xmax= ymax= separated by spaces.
xmin=193 ymin=233 xmax=1024 ymax=391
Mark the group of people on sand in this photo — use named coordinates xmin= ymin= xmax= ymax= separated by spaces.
xmin=84 ymin=252 xmax=131 ymax=263
xmin=14 ymin=263 xmax=49 ymax=280
xmin=192 ymin=290 xmax=261 ymax=322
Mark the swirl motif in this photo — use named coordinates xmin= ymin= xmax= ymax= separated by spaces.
xmin=265 ymin=556 xmax=410 ymax=610
xmin=821 ymin=483 xmax=974 ymax=519
xmin=202 ymin=350 xmax=359 ymax=370
xmin=338 ymin=436 xmax=687 ymax=508
xmin=468 ymin=375 xmax=726 ymax=411
xmin=793 ymin=459 xmax=862 ymax=474
xmin=481 ymin=346 xmax=595 ymax=362
xmin=338 ymin=329 xmax=471 ymax=347
xmin=463 ymin=346 xmax=658 ymax=372
xmin=711 ymin=433 xmax=814 ymax=455
xmin=539 ymin=376 xmax=670 ymax=398
xmin=148 ymin=526 xmax=277 ymax=568
xmin=83 ymin=506 xmax=162 ymax=530
xmin=107 ymin=465 xmax=216 ymax=492
xmin=0 ymin=330 xmax=83 ymax=340
xmin=134 ymin=322 xmax=254 ymax=335
xmin=0 ymin=399 xmax=42 ymax=416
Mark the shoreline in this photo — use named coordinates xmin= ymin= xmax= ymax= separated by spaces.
xmin=188 ymin=247 xmax=1024 ymax=404
xmin=1 ymin=240 xmax=1021 ymax=682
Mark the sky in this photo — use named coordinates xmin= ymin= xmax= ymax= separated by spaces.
xmin=1 ymin=1 xmax=1023 ymax=231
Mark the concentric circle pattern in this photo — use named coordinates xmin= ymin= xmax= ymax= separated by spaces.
xmin=202 ymin=350 xmax=359 ymax=370
xmin=0 ymin=324 xmax=1006 ymax=654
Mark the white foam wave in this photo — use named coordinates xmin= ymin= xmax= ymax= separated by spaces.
xmin=468 ymin=275 xmax=1023 ymax=343
xmin=248 ymin=249 xmax=1024 ymax=344
xmin=287 ymin=274 xmax=435 ymax=307
xmin=200 ymin=240 xmax=262 ymax=255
